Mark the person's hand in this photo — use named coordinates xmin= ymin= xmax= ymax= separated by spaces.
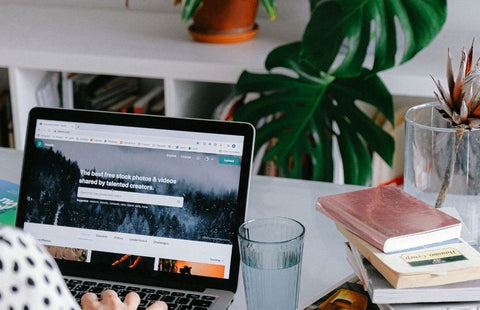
xmin=81 ymin=290 xmax=167 ymax=310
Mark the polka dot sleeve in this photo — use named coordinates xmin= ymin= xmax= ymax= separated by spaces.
xmin=0 ymin=226 xmax=81 ymax=310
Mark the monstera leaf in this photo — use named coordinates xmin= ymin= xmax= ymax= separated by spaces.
xmin=235 ymin=43 xmax=394 ymax=184
xmin=233 ymin=0 xmax=446 ymax=184
xmin=302 ymin=0 xmax=447 ymax=77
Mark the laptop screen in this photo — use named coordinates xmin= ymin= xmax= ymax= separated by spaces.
xmin=18 ymin=108 xmax=253 ymax=291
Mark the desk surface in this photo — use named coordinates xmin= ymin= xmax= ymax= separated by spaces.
xmin=0 ymin=147 xmax=359 ymax=309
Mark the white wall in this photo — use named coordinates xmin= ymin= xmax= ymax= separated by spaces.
xmin=0 ymin=0 xmax=475 ymax=23
xmin=0 ymin=0 xmax=310 ymax=22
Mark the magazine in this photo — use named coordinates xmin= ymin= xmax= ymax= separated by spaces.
xmin=0 ymin=179 xmax=19 ymax=225
xmin=304 ymin=274 xmax=380 ymax=310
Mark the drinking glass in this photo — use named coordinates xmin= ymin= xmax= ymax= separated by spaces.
xmin=238 ymin=217 xmax=305 ymax=310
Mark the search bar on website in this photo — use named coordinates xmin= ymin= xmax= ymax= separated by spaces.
xmin=77 ymin=187 xmax=183 ymax=208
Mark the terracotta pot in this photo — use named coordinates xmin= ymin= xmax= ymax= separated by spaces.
xmin=189 ymin=0 xmax=260 ymax=44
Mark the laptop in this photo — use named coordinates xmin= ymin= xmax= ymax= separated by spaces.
xmin=16 ymin=107 xmax=255 ymax=310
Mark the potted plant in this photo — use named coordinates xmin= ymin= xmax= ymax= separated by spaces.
xmin=403 ymin=42 xmax=480 ymax=243
xmin=175 ymin=0 xmax=277 ymax=43
xmin=233 ymin=0 xmax=447 ymax=185
xmin=430 ymin=42 xmax=480 ymax=208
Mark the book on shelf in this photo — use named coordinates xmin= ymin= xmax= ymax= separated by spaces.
xmin=316 ymin=186 xmax=461 ymax=253
xmin=212 ymin=93 xmax=244 ymax=121
xmin=61 ymin=72 xmax=75 ymax=109
xmin=88 ymin=77 xmax=139 ymax=110
xmin=339 ymin=223 xmax=480 ymax=289
xmin=132 ymin=85 xmax=164 ymax=114
xmin=63 ymin=73 xmax=167 ymax=114
xmin=105 ymin=95 xmax=138 ymax=113
xmin=147 ymin=96 xmax=165 ymax=115
xmin=71 ymin=74 xmax=108 ymax=109
xmin=71 ymin=74 xmax=139 ymax=110
xmin=90 ymin=77 xmax=138 ymax=108
xmin=36 ymin=72 xmax=61 ymax=108
xmin=0 ymin=179 xmax=19 ymax=226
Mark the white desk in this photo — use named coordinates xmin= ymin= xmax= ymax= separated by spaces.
xmin=0 ymin=147 xmax=359 ymax=309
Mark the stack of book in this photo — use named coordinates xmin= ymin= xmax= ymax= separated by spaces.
xmin=62 ymin=73 xmax=164 ymax=114
xmin=316 ymin=186 xmax=480 ymax=309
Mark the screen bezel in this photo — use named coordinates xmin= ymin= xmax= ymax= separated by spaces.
xmin=16 ymin=107 xmax=255 ymax=293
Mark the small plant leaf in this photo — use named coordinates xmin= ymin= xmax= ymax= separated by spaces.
xmin=182 ymin=0 xmax=202 ymax=23
xmin=261 ymin=0 xmax=277 ymax=20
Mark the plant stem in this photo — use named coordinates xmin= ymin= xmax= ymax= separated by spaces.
xmin=435 ymin=127 xmax=466 ymax=208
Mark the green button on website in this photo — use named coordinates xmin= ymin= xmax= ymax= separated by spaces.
xmin=219 ymin=156 xmax=239 ymax=165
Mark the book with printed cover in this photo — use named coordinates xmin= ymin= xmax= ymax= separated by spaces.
xmin=316 ymin=186 xmax=461 ymax=253
xmin=303 ymin=274 xmax=379 ymax=310
xmin=0 ymin=179 xmax=19 ymax=226
xmin=377 ymin=301 xmax=480 ymax=310
xmin=346 ymin=241 xmax=480 ymax=305
xmin=338 ymin=223 xmax=480 ymax=289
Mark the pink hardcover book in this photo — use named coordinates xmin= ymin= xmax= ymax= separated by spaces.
xmin=316 ymin=186 xmax=461 ymax=253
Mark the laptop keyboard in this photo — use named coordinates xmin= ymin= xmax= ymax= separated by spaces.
xmin=65 ymin=278 xmax=217 ymax=310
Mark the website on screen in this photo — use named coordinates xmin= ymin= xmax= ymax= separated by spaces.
xmin=23 ymin=120 xmax=245 ymax=279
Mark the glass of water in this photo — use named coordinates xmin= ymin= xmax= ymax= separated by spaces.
xmin=238 ymin=217 xmax=305 ymax=310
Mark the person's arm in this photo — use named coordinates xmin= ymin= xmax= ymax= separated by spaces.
xmin=0 ymin=226 xmax=81 ymax=310
xmin=0 ymin=226 xmax=167 ymax=310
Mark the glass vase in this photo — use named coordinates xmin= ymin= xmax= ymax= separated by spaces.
xmin=404 ymin=102 xmax=480 ymax=244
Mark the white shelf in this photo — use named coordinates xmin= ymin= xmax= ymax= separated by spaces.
xmin=1 ymin=2 xmax=473 ymax=92
xmin=0 ymin=3 xmax=306 ymax=148
xmin=0 ymin=3 xmax=304 ymax=83
xmin=0 ymin=1 xmax=477 ymax=148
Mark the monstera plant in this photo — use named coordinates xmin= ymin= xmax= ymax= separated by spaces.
xmin=234 ymin=0 xmax=447 ymax=184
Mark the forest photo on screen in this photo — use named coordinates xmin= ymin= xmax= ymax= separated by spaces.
xmin=24 ymin=141 xmax=242 ymax=245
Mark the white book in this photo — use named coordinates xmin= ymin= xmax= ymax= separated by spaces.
xmin=61 ymin=72 xmax=74 ymax=109
xmin=378 ymin=301 xmax=480 ymax=310
xmin=133 ymin=86 xmax=164 ymax=114
xmin=344 ymin=242 xmax=366 ymax=289
xmin=350 ymin=243 xmax=480 ymax=304
xmin=36 ymin=72 xmax=61 ymax=108
xmin=338 ymin=223 xmax=480 ymax=289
